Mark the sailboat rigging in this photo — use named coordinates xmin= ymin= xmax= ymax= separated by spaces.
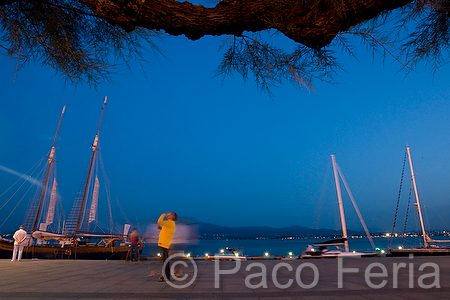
xmin=74 ymin=98 xmax=105 ymax=238
xmin=301 ymin=154 xmax=377 ymax=258
xmin=0 ymin=98 xmax=143 ymax=259
xmin=388 ymin=147 xmax=450 ymax=256
xmin=32 ymin=105 xmax=66 ymax=233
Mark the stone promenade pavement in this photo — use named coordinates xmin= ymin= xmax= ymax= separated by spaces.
xmin=0 ymin=256 xmax=449 ymax=299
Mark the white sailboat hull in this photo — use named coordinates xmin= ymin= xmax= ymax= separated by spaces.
xmin=389 ymin=247 xmax=450 ymax=256
xmin=301 ymin=250 xmax=377 ymax=259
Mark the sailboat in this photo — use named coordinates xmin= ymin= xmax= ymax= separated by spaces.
xmin=0 ymin=104 xmax=66 ymax=258
xmin=0 ymin=98 xmax=143 ymax=259
xmin=388 ymin=147 xmax=450 ymax=256
xmin=301 ymin=154 xmax=377 ymax=258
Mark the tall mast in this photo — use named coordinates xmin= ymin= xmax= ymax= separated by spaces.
xmin=32 ymin=105 xmax=66 ymax=232
xmin=331 ymin=154 xmax=349 ymax=252
xmin=74 ymin=97 xmax=107 ymax=236
xmin=406 ymin=147 xmax=428 ymax=247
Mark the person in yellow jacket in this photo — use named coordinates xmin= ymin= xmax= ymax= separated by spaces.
xmin=157 ymin=212 xmax=177 ymax=282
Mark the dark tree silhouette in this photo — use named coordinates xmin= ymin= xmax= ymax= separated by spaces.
xmin=1 ymin=0 xmax=449 ymax=93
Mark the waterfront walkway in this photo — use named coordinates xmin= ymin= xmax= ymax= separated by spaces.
xmin=1 ymin=256 xmax=449 ymax=299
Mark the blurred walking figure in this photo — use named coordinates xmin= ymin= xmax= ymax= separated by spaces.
xmin=157 ymin=212 xmax=177 ymax=282
xmin=129 ymin=228 xmax=140 ymax=261
xmin=12 ymin=225 xmax=27 ymax=261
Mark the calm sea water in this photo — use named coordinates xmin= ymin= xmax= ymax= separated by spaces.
xmin=141 ymin=236 xmax=437 ymax=257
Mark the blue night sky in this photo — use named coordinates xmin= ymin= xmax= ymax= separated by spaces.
xmin=1 ymin=28 xmax=450 ymax=235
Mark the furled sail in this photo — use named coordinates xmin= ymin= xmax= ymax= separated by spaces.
xmin=31 ymin=230 xmax=67 ymax=240
xmin=89 ymin=177 xmax=99 ymax=223
xmin=46 ymin=178 xmax=58 ymax=224
xmin=123 ymin=224 xmax=131 ymax=237
xmin=425 ymin=234 xmax=450 ymax=243
xmin=39 ymin=177 xmax=58 ymax=231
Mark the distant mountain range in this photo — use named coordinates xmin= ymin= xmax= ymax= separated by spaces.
xmin=192 ymin=222 xmax=364 ymax=239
